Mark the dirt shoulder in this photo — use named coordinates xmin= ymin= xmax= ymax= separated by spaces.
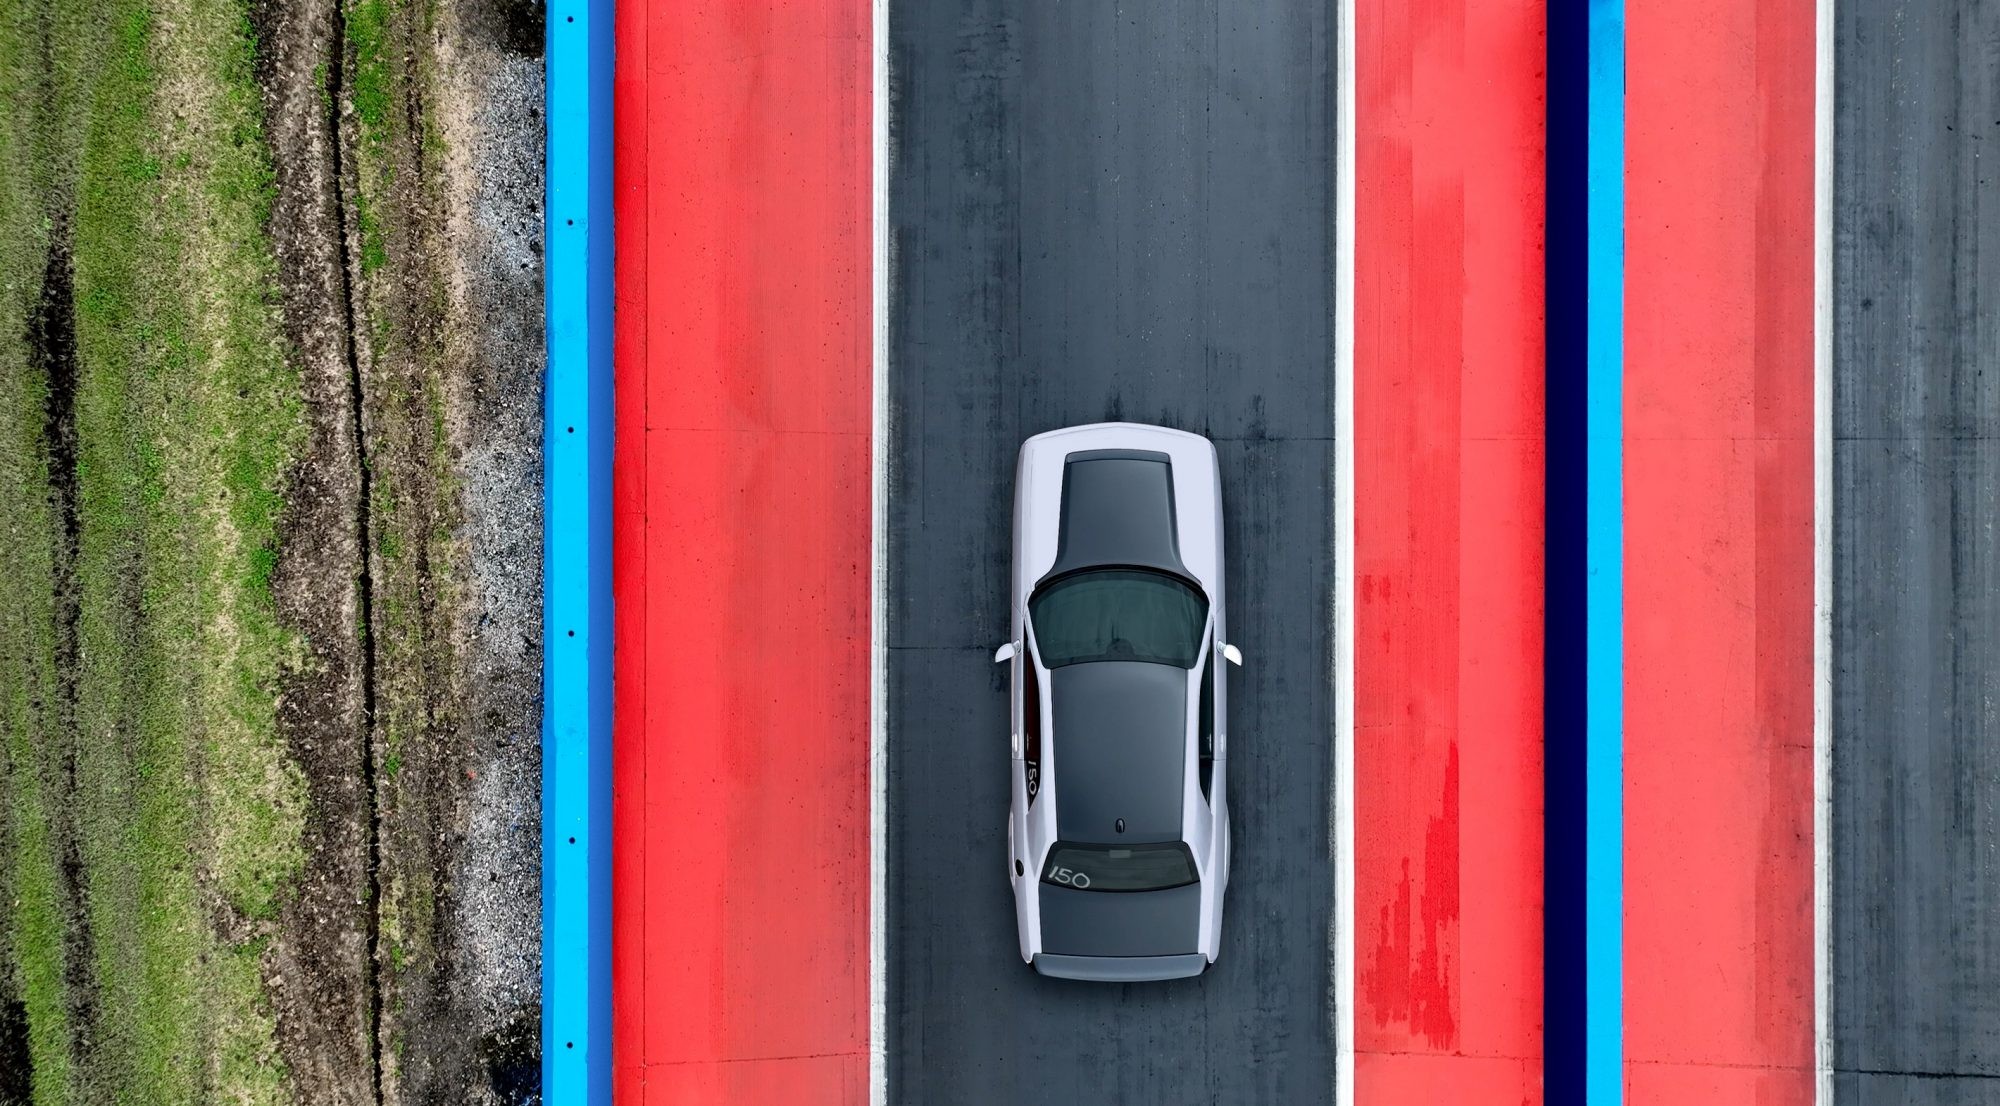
xmin=254 ymin=0 xmax=377 ymax=1098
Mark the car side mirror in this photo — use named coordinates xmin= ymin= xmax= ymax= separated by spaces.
xmin=1221 ymin=643 xmax=1244 ymax=666
xmin=994 ymin=641 xmax=1016 ymax=664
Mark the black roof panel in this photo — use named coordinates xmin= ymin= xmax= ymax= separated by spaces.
xmin=1050 ymin=661 xmax=1187 ymax=843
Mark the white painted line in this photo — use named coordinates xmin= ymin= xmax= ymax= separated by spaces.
xmin=1332 ymin=0 xmax=1358 ymax=1101
xmin=1813 ymin=0 xmax=1835 ymax=1101
xmin=869 ymin=0 xmax=891 ymax=1102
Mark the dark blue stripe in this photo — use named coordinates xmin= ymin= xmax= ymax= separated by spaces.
xmin=1546 ymin=0 xmax=1623 ymax=1101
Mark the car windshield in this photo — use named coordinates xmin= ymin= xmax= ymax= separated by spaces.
xmin=1041 ymin=842 xmax=1199 ymax=892
xmin=1028 ymin=568 xmax=1208 ymax=668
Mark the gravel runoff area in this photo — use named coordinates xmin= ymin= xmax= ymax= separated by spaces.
xmin=436 ymin=1 xmax=547 ymax=1096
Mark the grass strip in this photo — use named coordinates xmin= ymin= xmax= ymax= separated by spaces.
xmin=1 ymin=0 xmax=307 ymax=1099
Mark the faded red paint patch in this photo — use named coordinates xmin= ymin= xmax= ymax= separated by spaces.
xmin=1354 ymin=0 xmax=1544 ymax=1098
xmin=1364 ymin=743 xmax=1462 ymax=1049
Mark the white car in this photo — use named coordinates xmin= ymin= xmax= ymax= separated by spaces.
xmin=995 ymin=423 xmax=1238 ymax=982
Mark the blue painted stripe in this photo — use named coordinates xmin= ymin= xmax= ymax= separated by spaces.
xmin=1546 ymin=0 xmax=1622 ymax=1101
xmin=1583 ymin=0 xmax=1625 ymax=1099
xmin=543 ymin=1 xmax=614 ymax=1103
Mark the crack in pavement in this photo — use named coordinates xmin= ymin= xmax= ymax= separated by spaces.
xmin=322 ymin=3 xmax=385 ymax=1100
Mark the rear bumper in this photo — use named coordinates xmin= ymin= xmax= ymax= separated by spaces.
xmin=1031 ymin=953 xmax=1208 ymax=982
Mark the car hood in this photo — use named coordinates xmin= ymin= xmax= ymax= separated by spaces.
xmin=1041 ymin=451 xmax=1190 ymax=581
xmin=1014 ymin=424 xmax=1223 ymax=604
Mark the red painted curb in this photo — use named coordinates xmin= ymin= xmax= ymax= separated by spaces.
xmin=612 ymin=3 xmax=872 ymax=1102
xmin=1624 ymin=0 xmax=1816 ymax=1100
xmin=1354 ymin=1 xmax=1547 ymax=1100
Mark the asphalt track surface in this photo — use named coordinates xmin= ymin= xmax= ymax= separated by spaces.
xmin=1833 ymin=0 xmax=2000 ymax=1099
xmin=885 ymin=2 xmax=1339 ymax=1102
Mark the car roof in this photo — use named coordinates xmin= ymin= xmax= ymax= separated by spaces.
xmin=1049 ymin=660 xmax=1188 ymax=843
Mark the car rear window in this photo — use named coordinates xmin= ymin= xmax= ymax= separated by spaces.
xmin=1028 ymin=568 xmax=1208 ymax=668
xmin=1041 ymin=842 xmax=1198 ymax=892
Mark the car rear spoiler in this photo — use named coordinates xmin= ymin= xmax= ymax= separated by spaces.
xmin=1031 ymin=953 xmax=1207 ymax=982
